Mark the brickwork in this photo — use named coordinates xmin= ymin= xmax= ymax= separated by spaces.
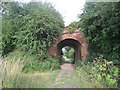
xmin=48 ymin=29 xmax=88 ymax=61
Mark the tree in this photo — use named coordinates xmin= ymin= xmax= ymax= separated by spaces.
xmin=63 ymin=46 xmax=75 ymax=60
xmin=1 ymin=1 xmax=64 ymax=58
xmin=78 ymin=2 xmax=120 ymax=62
xmin=1 ymin=1 xmax=25 ymax=56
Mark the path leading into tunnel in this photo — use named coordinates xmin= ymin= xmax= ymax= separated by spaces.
xmin=51 ymin=63 xmax=99 ymax=88
xmin=51 ymin=64 xmax=76 ymax=88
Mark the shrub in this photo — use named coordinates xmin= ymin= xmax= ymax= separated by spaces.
xmin=1 ymin=1 xmax=64 ymax=58
xmin=78 ymin=2 xmax=120 ymax=63
xmin=22 ymin=56 xmax=60 ymax=73
xmin=76 ymin=56 xmax=119 ymax=88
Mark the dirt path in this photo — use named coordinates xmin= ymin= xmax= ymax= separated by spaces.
xmin=52 ymin=64 xmax=76 ymax=88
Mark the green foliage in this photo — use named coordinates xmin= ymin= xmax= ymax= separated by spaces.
xmin=78 ymin=2 xmax=120 ymax=63
xmin=63 ymin=46 xmax=74 ymax=58
xmin=62 ymin=46 xmax=75 ymax=63
xmin=1 ymin=2 xmax=22 ymax=56
xmin=66 ymin=21 xmax=79 ymax=33
xmin=1 ymin=1 xmax=64 ymax=57
xmin=1 ymin=1 xmax=64 ymax=73
xmin=76 ymin=56 xmax=119 ymax=87
xmin=105 ymin=74 xmax=117 ymax=86
xmin=22 ymin=56 xmax=60 ymax=73
xmin=1 ymin=56 xmax=59 ymax=88
xmin=66 ymin=26 xmax=76 ymax=33
xmin=3 ymin=49 xmax=60 ymax=73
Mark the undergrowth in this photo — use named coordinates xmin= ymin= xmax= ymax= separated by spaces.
xmin=75 ymin=55 xmax=119 ymax=88
xmin=5 ymin=49 xmax=60 ymax=73
xmin=22 ymin=56 xmax=60 ymax=73
xmin=1 ymin=50 xmax=119 ymax=88
xmin=1 ymin=50 xmax=60 ymax=88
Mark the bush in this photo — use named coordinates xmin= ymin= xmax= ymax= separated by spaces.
xmin=1 ymin=1 xmax=64 ymax=73
xmin=78 ymin=2 xmax=120 ymax=63
xmin=2 ymin=1 xmax=64 ymax=58
xmin=3 ymin=50 xmax=60 ymax=73
xmin=22 ymin=56 xmax=60 ymax=73
xmin=76 ymin=56 xmax=119 ymax=88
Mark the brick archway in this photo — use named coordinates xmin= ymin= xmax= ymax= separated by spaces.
xmin=48 ymin=29 xmax=88 ymax=61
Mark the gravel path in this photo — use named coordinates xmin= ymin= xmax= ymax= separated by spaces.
xmin=52 ymin=64 xmax=76 ymax=88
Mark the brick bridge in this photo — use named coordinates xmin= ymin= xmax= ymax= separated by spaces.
xmin=48 ymin=29 xmax=88 ymax=63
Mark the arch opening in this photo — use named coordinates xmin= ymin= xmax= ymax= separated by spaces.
xmin=57 ymin=39 xmax=81 ymax=64
xmin=61 ymin=46 xmax=75 ymax=64
xmin=48 ymin=30 xmax=88 ymax=61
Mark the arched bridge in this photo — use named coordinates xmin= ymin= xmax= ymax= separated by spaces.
xmin=48 ymin=29 xmax=88 ymax=62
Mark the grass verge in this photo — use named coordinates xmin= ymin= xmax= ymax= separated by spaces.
xmin=1 ymin=50 xmax=60 ymax=88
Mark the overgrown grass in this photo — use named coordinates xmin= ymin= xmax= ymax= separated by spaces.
xmin=1 ymin=50 xmax=119 ymax=88
xmin=1 ymin=58 xmax=59 ymax=88
xmin=51 ymin=71 xmax=100 ymax=88
xmin=51 ymin=59 xmax=118 ymax=88
xmin=1 ymin=49 xmax=60 ymax=88
xmin=5 ymin=49 xmax=61 ymax=73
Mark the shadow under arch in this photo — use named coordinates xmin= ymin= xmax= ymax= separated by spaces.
xmin=57 ymin=38 xmax=81 ymax=64
xmin=48 ymin=29 xmax=88 ymax=62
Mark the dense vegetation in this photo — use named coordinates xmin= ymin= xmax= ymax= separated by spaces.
xmin=63 ymin=46 xmax=74 ymax=59
xmin=1 ymin=1 xmax=64 ymax=72
xmin=77 ymin=2 xmax=120 ymax=87
xmin=62 ymin=2 xmax=119 ymax=87
xmin=65 ymin=21 xmax=79 ymax=33
xmin=62 ymin=46 xmax=75 ymax=63
xmin=2 ymin=54 xmax=118 ymax=88
xmin=1 ymin=55 xmax=59 ymax=88
xmin=76 ymin=56 xmax=119 ymax=87
xmin=0 ymin=1 xmax=119 ymax=88
xmin=78 ymin=2 xmax=120 ymax=63
xmin=1 ymin=1 xmax=64 ymax=57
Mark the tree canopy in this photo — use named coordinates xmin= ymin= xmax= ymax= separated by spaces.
xmin=78 ymin=2 xmax=120 ymax=62
xmin=1 ymin=1 xmax=64 ymax=58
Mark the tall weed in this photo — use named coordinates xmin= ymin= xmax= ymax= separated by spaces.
xmin=1 ymin=58 xmax=24 ymax=88
xmin=1 ymin=50 xmax=60 ymax=88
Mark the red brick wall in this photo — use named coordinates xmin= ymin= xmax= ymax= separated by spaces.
xmin=48 ymin=29 xmax=88 ymax=61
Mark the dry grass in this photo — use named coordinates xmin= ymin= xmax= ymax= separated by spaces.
xmin=0 ymin=59 xmax=3 ymax=89
xmin=0 ymin=57 xmax=23 ymax=88
xmin=0 ymin=56 xmax=58 ymax=88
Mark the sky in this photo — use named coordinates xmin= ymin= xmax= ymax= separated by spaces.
xmin=17 ymin=0 xmax=85 ymax=26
